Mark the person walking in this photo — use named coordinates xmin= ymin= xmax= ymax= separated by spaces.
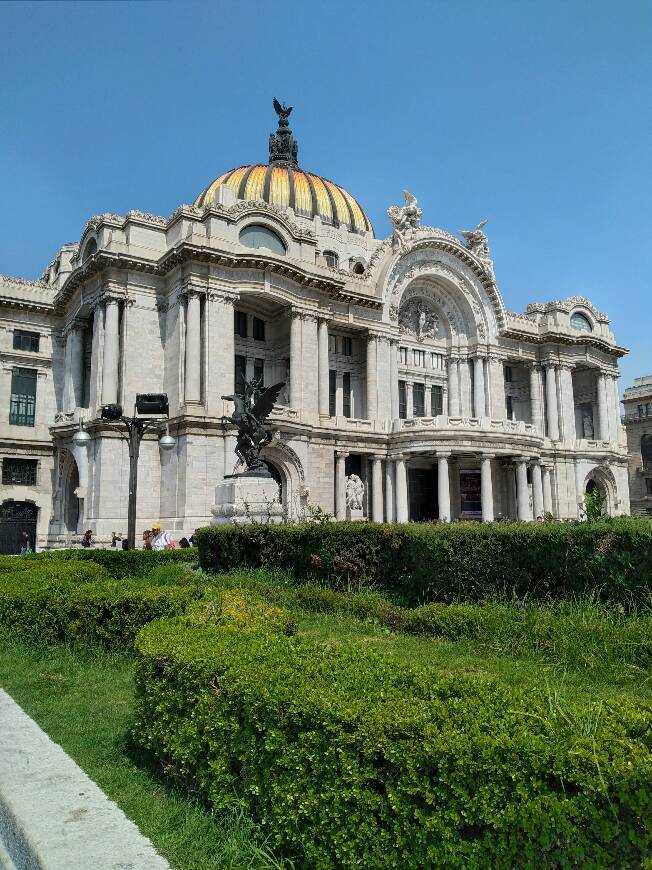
xmin=151 ymin=523 xmax=174 ymax=551
xmin=19 ymin=531 xmax=32 ymax=555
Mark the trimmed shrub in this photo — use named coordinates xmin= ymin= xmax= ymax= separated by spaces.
xmin=185 ymin=588 xmax=297 ymax=635
xmin=25 ymin=547 xmax=199 ymax=579
xmin=0 ymin=559 xmax=110 ymax=584
xmin=0 ymin=577 xmax=203 ymax=646
xmin=133 ymin=618 xmax=652 ymax=867
xmin=196 ymin=520 xmax=652 ymax=607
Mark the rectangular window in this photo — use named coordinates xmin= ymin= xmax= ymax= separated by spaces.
xmin=431 ymin=352 xmax=444 ymax=369
xmin=504 ymin=365 xmax=513 ymax=383
xmin=342 ymin=372 xmax=351 ymax=417
xmin=639 ymin=404 xmax=645 ymax=418
xmin=646 ymin=479 xmax=652 ymax=496
xmin=253 ymin=358 xmax=264 ymax=387
xmin=413 ymin=349 xmax=425 ymax=367
xmin=234 ymin=355 xmax=246 ymax=395
xmin=413 ymin=382 xmax=425 ymax=417
xmin=341 ymin=336 xmax=352 ymax=356
xmin=329 ymin=369 xmax=337 ymax=416
xmin=328 ymin=334 xmax=337 ymax=354
xmin=506 ymin=395 xmax=514 ymax=420
xmin=2 ymin=458 xmax=37 ymax=486
xmin=252 ymin=317 xmax=265 ymax=341
xmin=13 ymin=330 xmax=40 ymax=353
xmin=431 ymin=384 xmax=443 ymax=416
xmin=234 ymin=310 xmax=248 ymax=338
xmin=398 ymin=380 xmax=407 ymax=419
xmin=10 ymin=368 xmax=37 ymax=427
xmin=399 ymin=346 xmax=408 ymax=365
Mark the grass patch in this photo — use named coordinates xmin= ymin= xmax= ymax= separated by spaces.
xmin=0 ymin=629 xmax=284 ymax=870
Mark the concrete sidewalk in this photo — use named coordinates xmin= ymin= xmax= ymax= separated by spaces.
xmin=0 ymin=689 xmax=169 ymax=869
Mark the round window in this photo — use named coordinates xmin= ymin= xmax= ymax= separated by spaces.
xmin=239 ymin=225 xmax=286 ymax=256
xmin=570 ymin=312 xmax=592 ymax=332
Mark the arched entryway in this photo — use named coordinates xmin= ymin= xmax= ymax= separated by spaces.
xmin=0 ymin=501 xmax=38 ymax=554
xmin=583 ymin=465 xmax=618 ymax=516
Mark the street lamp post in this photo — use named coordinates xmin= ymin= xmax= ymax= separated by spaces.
xmin=99 ymin=394 xmax=176 ymax=549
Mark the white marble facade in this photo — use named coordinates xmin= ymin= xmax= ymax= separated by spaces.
xmin=0 ymin=125 xmax=631 ymax=549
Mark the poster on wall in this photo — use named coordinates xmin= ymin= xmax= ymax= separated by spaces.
xmin=459 ymin=468 xmax=482 ymax=519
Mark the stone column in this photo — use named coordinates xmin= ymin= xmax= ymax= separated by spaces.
xmin=184 ymin=291 xmax=202 ymax=404
xmin=473 ymin=355 xmax=486 ymax=418
xmin=531 ymin=461 xmax=544 ymax=519
xmin=480 ymin=454 xmax=494 ymax=522
xmin=437 ymin=452 xmax=451 ymax=522
xmin=62 ymin=330 xmax=73 ymax=413
xmin=544 ymin=363 xmax=559 ymax=441
xmin=488 ymin=356 xmax=505 ymax=419
xmin=597 ymin=371 xmax=609 ymax=442
xmin=384 ymin=459 xmax=395 ymax=522
xmin=395 ymin=455 xmax=409 ymax=523
xmin=542 ymin=465 xmax=553 ymax=516
xmin=390 ymin=340 xmax=399 ymax=420
xmin=608 ymin=373 xmax=621 ymax=444
xmin=460 ymin=358 xmax=472 ymax=416
xmin=447 ymin=357 xmax=460 ymax=416
xmin=575 ymin=460 xmax=585 ymax=517
xmin=529 ymin=363 xmax=543 ymax=434
xmin=371 ymin=456 xmax=384 ymax=522
xmin=101 ymin=298 xmax=120 ymax=406
xmin=558 ymin=365 xmax=576 ymax=443
xmin=209 ymin=292 xmax=236 ymax=416
xmin=318 ymin=320 xmax=329 ymax=415
xmin=290 ymin=312 xmax=302 ymax=409
xmin=366 ymin=334 xmax=378 ymax=421
xmin=335 ymin=451 xmax=348 ymax=521
xmin=516 ymin=458 xmax=530 ymax=521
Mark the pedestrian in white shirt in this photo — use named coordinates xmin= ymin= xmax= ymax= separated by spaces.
xmin=151 ymin=522 xmax=173 ymax=551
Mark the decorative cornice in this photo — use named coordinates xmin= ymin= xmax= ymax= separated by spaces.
xmin=526 ymin=296 xmax=609 ymax=323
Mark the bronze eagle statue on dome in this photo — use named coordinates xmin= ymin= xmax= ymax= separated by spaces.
xmin=221 ymin=378 xmax=285 ymax=471
xmin=273 ymin=97 xmax=292 ymax=121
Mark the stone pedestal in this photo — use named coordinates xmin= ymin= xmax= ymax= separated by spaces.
xmin=211 ymin=472 xmax=284 ymax=525
xmin=346 ymin=507 xmax=365 ymax=522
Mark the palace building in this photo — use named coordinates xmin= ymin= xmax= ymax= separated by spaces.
xmin=622 ymin=375 xmax=652 ymax=516
xmin=0 ymin=103 xmax=630 ymax=551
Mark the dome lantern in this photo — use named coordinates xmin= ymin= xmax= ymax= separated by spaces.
xmin=268 ymin=98 xmax=299 ymax=167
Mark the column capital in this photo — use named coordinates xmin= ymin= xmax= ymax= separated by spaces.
xmin=62 ymin=317 xmax=86 ymax=337
xmin=557 ymin=362 xmax=574 ymax=372
xmin=335 ymin=450 xmax=349 ymax=459
xmin=542 ymin=360 xmax=558 ymax=370
xmin=527 ymin=360 xmax=541 ymax=371
xmin=392 ymin=452 xmax=407 ymax=462
xmin=480 ymin=452 xmax=495 ymax=460
xmin=290 ymin=306 xmax=318 ymax=322
xmin=436 ymin=450 xmax=451 ymax=459
xmin=206 ymin=287 xmax=238 ymax=305
xmin=516 ymin=455 xmax=530 ymax=465
xmin=371 ymin=453 xmax=385 ymax=462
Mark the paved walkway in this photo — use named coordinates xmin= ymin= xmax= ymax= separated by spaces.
xmin=0 ymin=689 xmax=169 ymax=870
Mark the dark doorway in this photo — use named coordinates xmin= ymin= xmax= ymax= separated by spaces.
xmin=0 ymin=501 xmax=38 ymax=554
xmin=408 ymin=467 xmax=438 ymax=521
xmin=262 ymin=460 xmax=283 ymax=503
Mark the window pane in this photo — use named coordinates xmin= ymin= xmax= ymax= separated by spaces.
xmin=329 ymin=369 xmax=337 ymax=416
xmin=13 ymin=330 xmax=40 ymax=352
xmin=504 ymin=366 xmax=512 ymax=383
xmin=239 ymin=224 xmax=286 ymax=255
xmin=342 ymin=337 xmax=352 ymax=356
xmin=328 ymin=334 xmax=337 ymax=353
xmin=323 ymin=251 xmax=339 ymax=268
xmin=398 ymin=380 xmax=407 ymax=419
xmin=431 ymin=385 xmax=443 ymax=416
xmin=2 ymin=458 xmax=37 ymax=486
xmin=413 ymin=382 xmax=425 ymax=417
xmin=234 ymin=355 xmax=246 ymax=395
xmin=253 ymin=317 xmax=265 ymax=341
xmin=234 ymin=311 xmax=248 ymax=338
xmin=342 ymin=372 xmax=351 ymax=418
xmin=254 ymin=358 xmax=264 ymax=387
xmin=10 ymin=368 xmax=37 ymax=426
xmin=506 ymin=395 xmax=513 ymax=420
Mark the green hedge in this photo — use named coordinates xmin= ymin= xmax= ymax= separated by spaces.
xmin=0 ymin=559 xmax=110 ymax=584
xmin=133 ymin=617 xmax=652 ymax=867
xmin=19 ymin=547 xmax=199 ymax=579
xmin=196 ymin=520 xmax=652 ymax=606
xmin=0 ymin=576 xmax=203 ymax=647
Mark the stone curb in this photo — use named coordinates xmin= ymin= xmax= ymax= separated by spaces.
xmin=0 ymin=689 xmax=170 ymax=869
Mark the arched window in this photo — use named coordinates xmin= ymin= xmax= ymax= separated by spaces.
xmin=239 ymin=224 xmax=286 ymax=255
xmin=82 ymin=238 xmax=97 ymax=262
xmin=352 ymin=262 xmax=365 ymax=275
xmin=323 ymin=250 xmax=339 ymax=268
xmin=570 ymin=311 xmax=592 ymax=332
xmin=642 ymin=434 xmax=652 ymax=471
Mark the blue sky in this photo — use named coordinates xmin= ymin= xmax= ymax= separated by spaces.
xmin=1 ymin=0 xmax=650 ymax=391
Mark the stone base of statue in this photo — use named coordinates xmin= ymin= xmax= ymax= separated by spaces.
xmin=346 ymin=507 xmax=365 ymax=522
xmin=210 ymin=469 xmax=284 ymax=526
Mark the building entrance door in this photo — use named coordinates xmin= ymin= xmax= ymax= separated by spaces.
xmin=0 ymin=501 xmax=38 ymax=554
xmin=408 ymin=467 xmax=438 ymax=521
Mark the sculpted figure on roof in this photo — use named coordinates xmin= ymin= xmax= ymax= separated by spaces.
xmin=388 ymin=191 xmax=422 ymax=249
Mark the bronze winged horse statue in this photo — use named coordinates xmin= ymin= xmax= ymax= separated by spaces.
xmin=221 ymin=379 xmax=285 ymax=470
